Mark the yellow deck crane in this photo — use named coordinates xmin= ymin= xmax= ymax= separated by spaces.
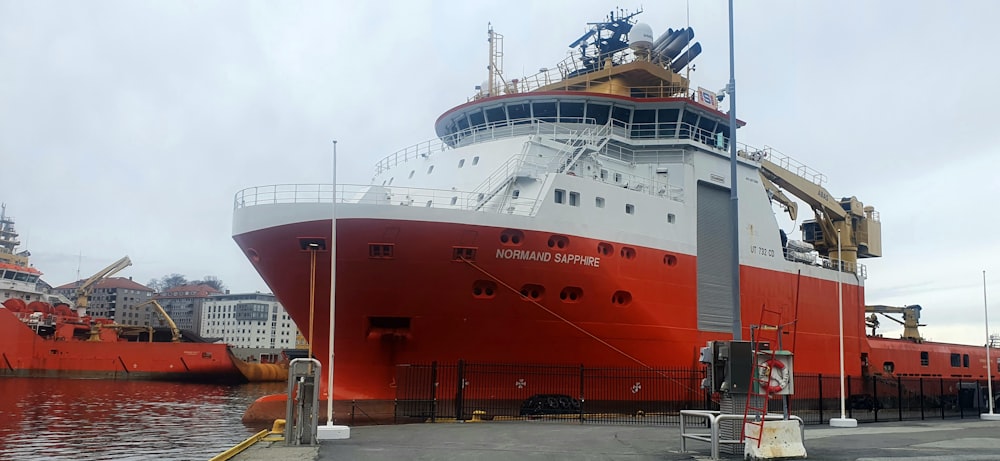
xmin=74 ymin=256 xmax=132 ymax=316
xmin=757 ymin=155 xmax=882 ymax=271
xmin=864 ymin=304 xmax=925 ymax=342
xmin=133 ymin=299 xmax=182 ymax=342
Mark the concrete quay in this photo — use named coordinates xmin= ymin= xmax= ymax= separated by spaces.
xmin=229 ymin=418 xmax=1000 ymax=460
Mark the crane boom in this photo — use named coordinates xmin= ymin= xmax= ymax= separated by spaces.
xmin=865 ymin=304 xmax=924 ymax=342
xmin=757 ymin=155 xmax=882 ymax=271
xmin=134 ymin=299 xmax=181 ymax=342
xmin=75 ymin=256 xmax=132 ymax=316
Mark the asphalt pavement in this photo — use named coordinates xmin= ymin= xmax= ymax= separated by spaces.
xmin=231 ymin=418 xmax=1000 ymax=460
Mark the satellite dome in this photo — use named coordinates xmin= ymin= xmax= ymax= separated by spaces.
xmin=629 ymin=23 xmax=654 ymax=49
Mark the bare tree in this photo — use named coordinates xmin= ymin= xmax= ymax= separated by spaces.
xmin=160 ymin=273 xmax=188 ymax=290
xmin=192 ymin=275 xmax=226 ymax=292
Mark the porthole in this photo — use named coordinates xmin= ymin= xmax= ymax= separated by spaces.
xmin=472 ymin=280 xmax=497 ymax=299
xmin=519 ymin=284 xmax=545 ymax=301
xmin=611 ymin=290 xmax=632 ymax=306
xmin=597 ymin=242 xmax=613 ymax=256
xmin=500 ymin=229 xmax=525 ymax=246
xmin=547 ymin=235 xmax=569 ymax=249
xmin=559 ymin=287 xmax=583 ymax=303
xmin=620 ymin=247 xmax=636 ymax=259
xmin=663 ymin=254 xmax=678 ymax=266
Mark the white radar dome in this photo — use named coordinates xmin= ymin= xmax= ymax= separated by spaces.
xmin=629 ymin=23 xmax=654 ymax=49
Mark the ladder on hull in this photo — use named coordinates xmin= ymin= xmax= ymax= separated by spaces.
xmin=742 ymin=306 xmax=785 ymax=448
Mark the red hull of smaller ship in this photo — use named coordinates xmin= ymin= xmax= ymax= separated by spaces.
xmin=0 ymin=306 xmax=243 ymax=382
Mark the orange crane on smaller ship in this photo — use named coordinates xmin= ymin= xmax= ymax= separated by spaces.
xmin=73 ymin=255 xmax=131 ymax=316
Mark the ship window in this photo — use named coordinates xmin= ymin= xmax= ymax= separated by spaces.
xmin=452 ymin=247 xmax=477 ymax=261
xmin=667 ymin=213 xmax=676 ymax=223
xmin=533 ymin=102 xmax=557 ymax=122
xmin=585 ymin=103 xmax=610 ymax=126
xmin=569 ymin=192 xmax=580 ymax=207
xmin=625 ymin=203 xmax=635 ymax=215
xmin=883 ymin=362 xmax=894 ymax=373
xmin=657 ymin=109 xmax=679 ymax=138
xmin=427 ymin=165 xmax=434 ymax=174
xmin=680 ymin=110 xmax=699 ymax=139
xmin=368 ymin=244 xmax=395 ymax=259
xmin=963 ymin=354 xmax=970 ymax=367
xmin=663 ymin=254 xmax=678 ymax=266
xmin=472 ymin=156 xmax=480 ymax=165
xmin=409 ymin=170 xmax=415 ymax=179
xmin=458 ymin=159 xmax=465 ymax=168
xmin=611 ymin=106 xmax=631 ymax=125
xmin=388 ymin=177 xmax=394 ymax=185
xmin=456 ymin=116 xmax=470 ymax=132
xmin=450 ymin=196 xmax=458 ymax=205
xmin=614 ymin=172 xmax=622 ymax=184
xmin=920 ymin=351 xmax=929 ymax=366
xmin=595 ymin=197 xmax=605 ymax=208
xmin=697 ymin=117 xmax=718 ymax=145
xmin=559 ymin=102 xmax=584 ymax=122
xmin=485 ymin=106 xmax=506 ymax=124
xmin=554 ymin=189 xmax=566 ymax=204
xmin=950 ymin=353 xmax=961 ymax=367
xmin=597 ymin=242 xmax=613 ymax=256
xmin=600 ymin=169 xmax=608 ymax=180
xmin=507 ymin=103 xmax=530 ymax=123
xmin=620 ymin=247 xmax=636 ymax=259
xmin=631 ymin=109 xmax=656 ymax=139
xmin=512 ymin=189 xmax=520 ymax=199
xmin=468 ymin=109 xmax=486 ymax=128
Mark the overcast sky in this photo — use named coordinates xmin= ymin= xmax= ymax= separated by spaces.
xmin=2 ymin=1 xmax=998 ymax=345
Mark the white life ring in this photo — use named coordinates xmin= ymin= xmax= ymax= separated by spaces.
xmin=758 ymin=358 xmax=790 ymax=394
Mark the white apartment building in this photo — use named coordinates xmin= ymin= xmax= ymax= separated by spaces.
xmin=200 ymin=292 xmax=299 ymax=350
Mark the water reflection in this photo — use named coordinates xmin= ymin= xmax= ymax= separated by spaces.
xmin=0 ymin=377 xmax=285 ymax=460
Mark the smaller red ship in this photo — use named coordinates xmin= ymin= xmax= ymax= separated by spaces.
xmin=0 ymin=204 xmax=265 ymax=382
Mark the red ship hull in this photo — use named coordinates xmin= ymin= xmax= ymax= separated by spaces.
xmin=235 ymin=217 xmax=878 ymax=401
xmin=0 ymin=307 xmax=243 ymax=382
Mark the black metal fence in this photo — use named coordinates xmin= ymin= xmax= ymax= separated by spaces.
xmin=394 ymin=361 xmax=1000 ymax=426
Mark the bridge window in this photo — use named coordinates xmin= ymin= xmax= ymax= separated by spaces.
xmin=586 ymin=103 xmax=610 ymax=126
xmin=611 ymin=106 xmax=631 ymax=125
xmin=950 ymin=353 xmax=961 ymax=367
xmin=507 ymin=103 xmax=530 ymax=123
xmin=559 ymin=102 xmax=584 ymax=122
xmin=920 ymin=351 xmax=928 ymax=366
xmin=485 ymin=106 xmax=506 ymax=124
xmin=554 ymin=189 xmax=566 ymax=204
xmin=468 ymin=109 xmax=485 ymax=127
xmin=533 ymin=102 xmax=557 ymax=122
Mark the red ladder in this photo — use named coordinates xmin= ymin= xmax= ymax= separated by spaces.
xmin=742 ymin=305 xmax=784 ymax=448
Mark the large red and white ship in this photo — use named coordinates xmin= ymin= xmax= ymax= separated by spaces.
xmin=232 ymin=10 xmax=998 ymax=404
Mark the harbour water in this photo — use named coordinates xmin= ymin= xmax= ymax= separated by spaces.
xmin=0 ymin=377 xmax=285 ymax=460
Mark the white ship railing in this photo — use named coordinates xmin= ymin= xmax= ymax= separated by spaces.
xmin=234 ymin=184 xmax=540 ymax=217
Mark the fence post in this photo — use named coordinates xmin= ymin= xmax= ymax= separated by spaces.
xmin=958 ymin=378 xmax=964 ymax=419
xmin=919 ymin=377 xmax=925 ymax=421
xmin=431 ymin=361 xmax=438 ymax=423
xmin=579 ymin=364 xmax=585 ymax=423
xmin=847 ymin=376 xmax=853 ymax=419
xmin=456 ymin=360 xmax=465 ymax=421
xmin=873 ymin=375 xmax=879 ymax=422
xmin=897 ymin=376 xmax=903 ymax=421
xmin=818 ymin=374 xmax=824 ymax=424
xmin=940 ymin=378 xmax=945 ymax=420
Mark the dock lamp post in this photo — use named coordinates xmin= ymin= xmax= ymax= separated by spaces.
xmin=982 ymin=270 xmax=1000 ymax=421
xmin=830 ymin=229 xmax=857 ymax=427
xmin=318 ymin=140 xmax=351 ymax=440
